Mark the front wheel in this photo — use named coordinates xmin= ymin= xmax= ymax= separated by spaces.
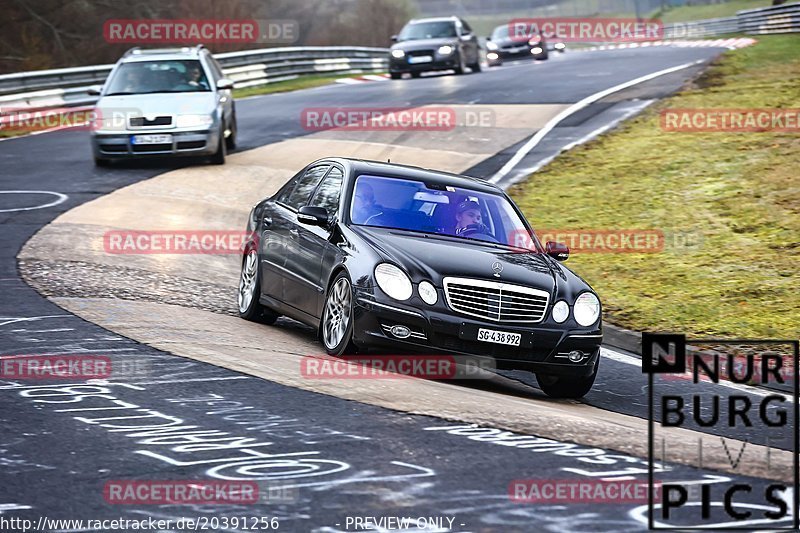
xmin=536 ymin=356 xmax=599 ymax=399
xmin=238 ymin=249 xmax=278 ymax=324
xmin=225 ymin=113 xmax=237 ymax=150
xmin=390 ymin=72 xmax=402 ymax=80
xmin=321 ymin=272 xmax=357 ymax=356
xmin=453 ymin=53 xmax=465 ymax=75
xmin=210 ymin=128 xmax=226 ymax=165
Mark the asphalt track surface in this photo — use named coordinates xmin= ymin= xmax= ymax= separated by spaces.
xmin=0 ymin=46 xmax=795 ymax=531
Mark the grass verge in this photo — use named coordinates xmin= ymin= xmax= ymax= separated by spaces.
xmin=233 ymin=72 xmax=383 ymax=98
xmin=508 ymin=34 xmax=800 ymax=338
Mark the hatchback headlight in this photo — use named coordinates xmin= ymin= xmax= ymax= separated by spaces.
xmin=418 ymin=281 xmax=438 ymax=305
xmin=176 ymin=114 xmax=214 ymax=128
xmin=375 ymin=263 xmax=413 ymax=301
xmin=551 ymin=300 xmax=569 ymax=323
xmin=574 ymin=292 xmax=600 ymax=326
xmin=437 ymin=45 xmax=453 ymax=55
xmin=486 ymin=41 xmax=498 ymax=51
xmin=391 ymin=49 xmax=406 ymax=58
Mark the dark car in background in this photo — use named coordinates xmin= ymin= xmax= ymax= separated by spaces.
xmin=389 ymin=16 xmax=482 ymax=78
xmin=488 ymin=23 xmax=549 ymax=60
xmin=238 ymin=158 xmax=603 ymax=398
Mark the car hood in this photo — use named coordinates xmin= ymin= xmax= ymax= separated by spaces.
xmin=96 ymin=92 xmax=217 ymax=116
xmin=354 ymin=227 xmax=558 ymax=294
xmin=392 ymin=38 xmax=456 ymax=52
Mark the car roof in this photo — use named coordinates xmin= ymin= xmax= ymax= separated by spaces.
xmin=120 ymin=46 xmax=209 ymax=63
xmin=407 ymin=17 xmax=459 ymax=24
xmin=321 ymin=157 xmax=501 ymax=194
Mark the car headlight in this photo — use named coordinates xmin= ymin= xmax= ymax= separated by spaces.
xmin=555 ymin=42 xmax=566 ymax=50
xmin=531 ymin=47 xmax=543 ymax=55
xmin=487 ymin=52 xmax=499 ymax=60
xmin=437 ymin=45 xmax=453 ymax=55
xmin=551 ymin=300 xmax=569 ymax=323
xmin=375 ymin=263 xmax=413 ymax=301
xmin=391 ymin=49 xmax=406 ymax=58
xmin=176 ymin=114 xmax=214 ymax=128
xmin=574 ymin=292 xmax=600 ymax=327
xmin=418 ymin=281 xmax=438 ymax=305
xmin=486 ymin=41 xmax=498 ymax=51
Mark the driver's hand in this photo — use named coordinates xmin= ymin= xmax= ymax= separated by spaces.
xmin=456 ymin=222 xmax=489 ymax=236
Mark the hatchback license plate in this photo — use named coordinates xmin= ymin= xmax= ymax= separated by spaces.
xmin=408 ymin=55 xmax=433 ymax=64
xmin=477 ymin=328 xmax=521 ymax=346
xmin=132 ymin=134 xmax=172 ymax=145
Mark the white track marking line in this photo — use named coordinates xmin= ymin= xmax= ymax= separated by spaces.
xmin=0 ymin=190 xmax=68 ymax=212
xmin=489 ymin=59 xmax=704 ymax=183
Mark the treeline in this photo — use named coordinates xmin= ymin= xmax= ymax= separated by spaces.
xmin=1 ymin=0 xmax=415 ymax=74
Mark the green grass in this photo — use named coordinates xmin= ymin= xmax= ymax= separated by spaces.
xmin=233 ymin=72 xmax=382 ymax=98
xmin=655 ymin=0 xmax=772 ymax=23
xmin=508 ymin=34 xmax=800 ymax=338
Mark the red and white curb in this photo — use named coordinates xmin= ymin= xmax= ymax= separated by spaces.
xmin=582 ymin=38 xmax=756 ymax=52
xmin=335 ymin=73 xmax=390 ymax=84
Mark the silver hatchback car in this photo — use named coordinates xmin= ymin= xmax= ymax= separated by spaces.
xmin=89 ymin=45 xmax=236 ymax=166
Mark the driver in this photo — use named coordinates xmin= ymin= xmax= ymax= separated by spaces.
xmin=352 ymin=182 xmax=383 ymax=224
xmin=454 ymin=200 xmax=486 ymax=236
xmin=186 ymin=66 xmax=209 ymax=90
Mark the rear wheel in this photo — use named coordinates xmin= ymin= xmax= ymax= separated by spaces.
xmin=238 ymin=249 xmax=279 ymax=324
xmin=321 ymin=272 xmax=357 ymax=356
xmin=536 ymin=356 xmax=599 ymax=399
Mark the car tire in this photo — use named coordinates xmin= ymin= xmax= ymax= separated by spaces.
xmin=211 ymin=128 xmax=226 ymax=165
xmin=536 ymin=356 xmax=599 ymax=399
xmin=225 ymin=113 xmax=237 ymax=150
xmin=454 ymin=53 xmax=465 ymax=75
xmin=238 ymin=248 xmax=279 ymax=324
xmin=469 ymin=59 xmax=482 ymax=72
xmin=94 ymin=157 xmax=110 ymax=167
xmin=390 ymin=72 xmax=402 ymax=80
xmin=321 ymin=271 xmax=357 ymax=356
xmin=410 ymin=71 xmax=421 ymax=78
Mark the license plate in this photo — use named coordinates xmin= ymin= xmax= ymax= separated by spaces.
xmin=408 ymin=55 xmax=433 ymax=64
xmin=509 ymin=46 xmax=525 ymax=53
xmin=477 ymin=328 xmax=521 ymax=346
xmin=131 ymin=134 xmax=172 ymax=145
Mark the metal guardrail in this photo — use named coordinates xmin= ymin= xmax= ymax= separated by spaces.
xmin=0 ymin=46 xmax=389 ymax=113
xmin=663 ymin=1 xmax=800 ymax=39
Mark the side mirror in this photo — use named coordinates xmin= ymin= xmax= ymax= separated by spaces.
xmin=545 ymin=241 xmax=569 ymax=261
xmin=216 ymin=78 xmax=235 ymax=90
xmin=298 ymin=206 xmax=329 ymax=227
xmin=87 ymin=85 xmax=102 ymax=96
xmin=485 ymin=36 xmax=492 ymax=41
xmin=390 ymin=35 xmax=398 ymax=42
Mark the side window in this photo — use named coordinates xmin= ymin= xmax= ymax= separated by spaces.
xmin=206 ymin=56 xmax=223 ymax=82
xmin=309 ymin=167 xmax=344 ymax=215
xmin=283 ymin=165 xmax=329 ymax=210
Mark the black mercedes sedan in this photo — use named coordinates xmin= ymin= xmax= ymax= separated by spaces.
xmin=488 ymin=23 xmax=549 ymax=60
xmin=388 ymin=17 xmax=482 ymax=78
xmin=238 ymin=158 xmax=602 ymax=398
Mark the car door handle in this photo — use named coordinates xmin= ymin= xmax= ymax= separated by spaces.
xmin=262 ymin=216 xmax=272 ymax=226
xmin=289 ymin=227 xmax=299 ymax=237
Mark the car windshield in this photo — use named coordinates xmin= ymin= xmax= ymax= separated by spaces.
xmin=105 ymin=59 xmax=211 ymax=95
xmin=398 ymin=21 xmax=457 ymax=41
xmin=350 ymin=174 xmax=536 ymax=248
xmin=491 ymin=25 xmax=509 ymax=40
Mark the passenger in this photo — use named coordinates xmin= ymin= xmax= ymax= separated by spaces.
xmin=352 ymin=182 xmax=383 ymax=224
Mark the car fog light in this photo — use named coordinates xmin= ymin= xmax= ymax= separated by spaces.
xmin=552 ymin=300 xmax=569 ymax=323
xmin=568 ymin=351 xmax=584 ymax=362
xmin=390 ymin=325 xmax=411 ymax=339
xmin=531 ymin=47 xmax=543 ymax=55
xmin=487 ymin=52 xmax=499 ymax=60
xmin=418 ymin=281 xmax=438 ymax=305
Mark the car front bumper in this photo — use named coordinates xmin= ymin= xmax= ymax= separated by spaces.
xmin=389 ymin=55 xmax=460 ymax=73
xmin=352 ymin=291 xmax=602 ymax=377
xmin=91 ymin=128 xmax=220 ymax=159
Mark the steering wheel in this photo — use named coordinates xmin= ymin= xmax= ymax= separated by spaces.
xmin=457 ymin=223 xmax=499 ymax=242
